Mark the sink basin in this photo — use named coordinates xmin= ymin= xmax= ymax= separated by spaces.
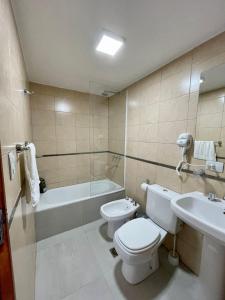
xmin=171 ymin=192 xmax=225 ymax=300
xmin=171 ymin=192 xmax=225 ymax=245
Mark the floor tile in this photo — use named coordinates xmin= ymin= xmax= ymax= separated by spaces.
xmin=62 ymin=278 xmax=114 ymax=300
xmin=36 ymin=228 xmax=103 ymax=299
xmin=35 ymin=219 xmax=198 ymax=300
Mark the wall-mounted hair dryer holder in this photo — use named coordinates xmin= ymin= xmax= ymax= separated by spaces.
xmin=176 ymin=133 xmax=193 ymax=176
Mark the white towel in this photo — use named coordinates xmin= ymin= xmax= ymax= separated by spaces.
xmin=8 ymin=150 xmax=16 ymax=180
xmin=24 ymin=143 xmax=40 ymax=207
xmin=194 ymin=141 xmax=216 ymax=161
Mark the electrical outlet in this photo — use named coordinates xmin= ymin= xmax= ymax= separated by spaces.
xmin=206 ymin=161 xmax=224 ymax=173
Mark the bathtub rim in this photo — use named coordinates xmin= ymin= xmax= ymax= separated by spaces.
xmin=36 ymin=181 xmax=125 ymax=212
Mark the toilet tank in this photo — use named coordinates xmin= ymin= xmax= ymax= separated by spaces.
xmin=146 ymin=184 xmax=181 ymax=234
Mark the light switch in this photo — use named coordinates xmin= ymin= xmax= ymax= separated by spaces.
xmin=206 ymin=161 xmax=224 ymax=173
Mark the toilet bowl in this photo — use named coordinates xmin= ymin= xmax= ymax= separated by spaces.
xmin=114 ymin=217 xmax=167 ymax=284
xmin=113 ymin=184 xmax=182 ymax=284
xmin=100 ymin=198 xmax=140 ymax=238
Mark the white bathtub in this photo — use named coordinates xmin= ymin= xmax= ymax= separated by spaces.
xmin=35 ymin=179 xmax=125 ymax=241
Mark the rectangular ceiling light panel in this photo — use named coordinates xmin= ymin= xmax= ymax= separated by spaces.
xmin=96 ymin=33 xmax=124 ymax=56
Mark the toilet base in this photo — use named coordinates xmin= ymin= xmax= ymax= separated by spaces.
xmin=107 ymin=219 xmax=127 ymax=239
xmin=121 ymin=251 xmax=159 ymax=284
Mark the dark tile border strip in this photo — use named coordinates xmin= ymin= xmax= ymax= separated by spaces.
xmin=108 ymin=151 xmax=225 ymax=183
xmin=9 ymin=149 xmax=225 ymax=226
xmin=125 ymin=154 xmax=225 ymax=183
xmin=8 ymin=188 xmax=23 ymax=228
xmin=41 ymin=150 xmax=109 ymax=157
xmin=38 ymin=150 xmax=225 ymax=183
xmin=217 ymin=156 xmax=225 ymax=160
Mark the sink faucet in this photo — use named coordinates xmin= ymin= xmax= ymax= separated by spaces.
xmin=208 ymin=193 xmax=215 ymax=201
xmin=126 ymin=196 xmax=138 ymax=206
xmin=208 ymin=192 xmax=221 ymax=202
xmin=131 ymin=199 xmax=138 ymax=206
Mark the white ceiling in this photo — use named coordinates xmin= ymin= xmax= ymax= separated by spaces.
xmin=12 ymin=0 xmax=225 ymax=95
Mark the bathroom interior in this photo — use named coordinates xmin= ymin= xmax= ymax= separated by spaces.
xmin=1 ymin=1 xmax=225 ymax=300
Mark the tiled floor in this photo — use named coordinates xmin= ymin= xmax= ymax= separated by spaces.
xmin=35 ymin=219 xmax=199 ymax=300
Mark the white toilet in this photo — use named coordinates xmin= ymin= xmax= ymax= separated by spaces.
xmin=100 ymin=198 xmax=140 ymax=238
xmin=113 ymin=184 xmax=182 ymax=284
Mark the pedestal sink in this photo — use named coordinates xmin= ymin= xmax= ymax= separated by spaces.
xmin=171 ymin=192 xmax=225 ymax=300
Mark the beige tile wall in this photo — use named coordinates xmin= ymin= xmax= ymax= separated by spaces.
xmin=108 ymin=91 xmax=126 ymax=154
xmin=0 ymin=0 xmax=36 ymax=299
xmin=123 ymin=32 xmax=225 ymax=275
xmin=30 ymin=82 xmax=109 ymax=188
xmin=107 ymin=91 xmax=126 ymax=186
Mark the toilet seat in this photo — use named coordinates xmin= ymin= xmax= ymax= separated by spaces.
xmin=114 ymin=217 xmax=167 ymax=268
xmin=116 ymin=218 xmax=161 ymax=254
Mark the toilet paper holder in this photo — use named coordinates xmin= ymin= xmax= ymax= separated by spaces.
xmin=141 ymin=179 xmax=150 ymax=192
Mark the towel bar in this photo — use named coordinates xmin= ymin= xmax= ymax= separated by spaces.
xmin=16 ymin=141 xmax=29 ymax=153
xmin=215 ymin=141 xmax=222 ymax=147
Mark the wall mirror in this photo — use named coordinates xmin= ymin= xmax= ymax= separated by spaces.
xmin=196 ymin=64 xmax=225 ymax=159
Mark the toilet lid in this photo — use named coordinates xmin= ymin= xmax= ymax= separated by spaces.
xmin=117 ymin=218 xmax=160 ymax=251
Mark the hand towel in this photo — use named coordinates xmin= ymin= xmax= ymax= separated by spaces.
xmin=194 ymin=141 xmax=216 ymax=161
xmin=24 ymin=143 xmax=40 ymax=207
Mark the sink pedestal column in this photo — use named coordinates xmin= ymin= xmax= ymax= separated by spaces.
xmin=198 ymin=236 xmax=225 ymax=300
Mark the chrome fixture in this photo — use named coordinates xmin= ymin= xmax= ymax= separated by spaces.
xmin=16 ymin=141 xmax=30 ymax=153
xmin=208 ymin=193 xmax=216 ymax=201
xmin=112 ymin=154 xmax=122 ymax=161
xmin=208 ymin=192 xmax=221 ymax=202
xmin=215 ymin=141 xmax=222 ymax=147
xmin=102 ymin=90 xmax=118 ymax=97
xmin=23 ymin=89 xmax=34 ymax=95
xmin=131 ymin=199 xmax=138 ymax=206
xmin=199 ymin=76 xmax=205 ymax=84
xmin=16 ymin=89 xmax=34 ymax=95
xmin=192 ymin=168 xmax=205 ymax=176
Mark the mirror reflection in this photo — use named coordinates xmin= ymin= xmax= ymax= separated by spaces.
xmin=197 ymin=64 xmax=225 ymax=158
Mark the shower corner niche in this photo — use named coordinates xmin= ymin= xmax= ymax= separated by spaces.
xmin=88 ymin=81 xmax=126 ymax=196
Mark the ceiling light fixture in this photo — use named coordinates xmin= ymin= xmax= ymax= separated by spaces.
xmin=199 ymin=76 xmax=205 ymax=84
xmin=96 ymin=32 xmax=124 ymax=56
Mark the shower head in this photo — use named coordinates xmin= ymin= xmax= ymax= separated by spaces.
xmin=16 ymin=89 xmax=34 ymax=96
xmin=101 ymin=90 xmax=118 ymax=97
xmin=24 ymin=89 xmax=34 ymax=95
